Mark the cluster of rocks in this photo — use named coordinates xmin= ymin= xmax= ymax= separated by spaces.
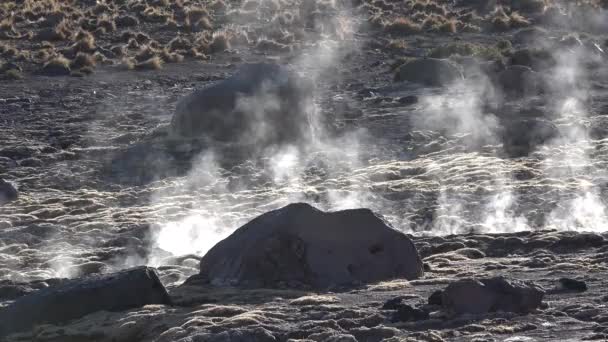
xmin=0 ymin=203 xmax=557 ymax=339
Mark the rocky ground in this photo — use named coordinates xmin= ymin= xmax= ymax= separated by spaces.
xmin=2 ymin=0 xmax=608 ymax=341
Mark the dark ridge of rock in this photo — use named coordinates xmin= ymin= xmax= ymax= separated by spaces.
xmin=441 ymin=276 xmax=545 ymax=315
xmin=500 ymin=118 xmax=559 ymax=158
xmin=428 ymin=290 xmax=443 ymax=305
xmin=196 ymin=203 xmax=424 ymax=289
xmin=0 ymin=266 xmax=171 ymax=337
xmin=0 ymin=178 xmax=18 ymax=205
xmin=170 ymin=63 xmax=314 ymax=147
xmin=510 ymin=48 xmax=556 ymax=71
xmin=558 ymin=278 xmax=588 ymax=292
xmin=550 ymin=233 xmax=605 ymax=252
xmin=388 ymin=303 xmax=430 ymax=323
xmin=495 ymin=65 xmax=542 ymax=97
xmin=395 ymin=58 xmax=463 ymax=87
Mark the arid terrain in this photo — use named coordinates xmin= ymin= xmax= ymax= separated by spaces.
xmin=2 ymin=0 xmax=608 ymax=341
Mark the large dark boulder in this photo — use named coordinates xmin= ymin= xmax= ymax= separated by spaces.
xmin=0 ymin=178 xmax=18 ymax=205
xmin=495 ymin=65 xmax=542 ymax=97
xmin=170 ymin=63 xmax=314 ymax=146
xmin=395 ymin=58 xmax=463 ymax=87
xmin=441 ymin=276 xmax=545 ymax=315
xmin=197 ymin=203 xmax=424 ymax=289
xmin=0 ymin=266 xmax=171 ymax=337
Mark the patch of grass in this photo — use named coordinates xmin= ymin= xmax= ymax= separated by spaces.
xmin=4 ymin=68 xmax=23 ymax=80
xmin=70 ymin=52 xmax=96 ymax=69
xmin=98 ymin=15 xmax=117 ymax=33
xmin=168 ymin=36 xmax=192 ymax=51
xmin=135 ymin=56 xmax=163 ymax=70
xmin=135 ymin=46 xmax=157 ymax=62
xmin=161 ymin=48 xmax=185 ymax=63
xmin=436 ymin=19 xmax=458 ymax=33
xmin=142 ymin=7 xmax=170 ymax=23
xmin=509 ymin=12 xmax=530 ymax=28
xmin=41 ymin=55 xmax=71 ymax=76
xmin=208 ymin=31 xmax=231 ymax=53
xmin=387 ymin=39 xmax=407 ymax=51
xmin=255 ymin=38 xmax=291 ymax=53
xmin=384 ymin=17 xmax=422 ymax=35
xmin=428 ymin=42 xmax=504 ymax=61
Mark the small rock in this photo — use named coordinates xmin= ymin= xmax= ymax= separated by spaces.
xmin=558 ymin=278 xmax=588 ymax=292
xmin=397 ymin=95 xmax=418 ymax=105
xmin=496 ymin=65 xmax=542 ymax=97
xmin=428 ymin=290 xmax=443 ymax=305
xmin=0 ymin=178 xmax=18 ymax=205
xmin=391 ymin=304 xmax=430 ymax=322
xmin=441 ymin=276 xmax=545 ymax=315
xmin=395 ymin=58 xmax=463 ymax=86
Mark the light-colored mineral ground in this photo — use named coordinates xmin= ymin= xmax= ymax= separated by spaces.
xmin=2 ymin=0 xmax=608 ymax=340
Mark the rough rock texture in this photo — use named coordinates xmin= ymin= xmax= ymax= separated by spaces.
xmin=197 ymin=203 xmax=424 ymax=289
xmin=0 ymin=178 xmax=18 ymax=205
xmin=496 ymin=65 xmax=542 ymax=96
xmin=170 ymin=63 xmax=314 ymax=145
xmin=0 ymin=266 xmax=171 ymax=337
xmin=395 ymin=58 xmax=463 ymax=86
xmin=441 ymin=277 xmax=545 ymax=315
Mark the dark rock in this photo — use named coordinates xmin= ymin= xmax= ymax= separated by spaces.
xmin=510 ymin=49 xmax=555 ymax=71
xmin=391 ymin=304 xmax=430 ymax=322
xmin=18 ymin=157 xmax=43 ymax=167
xmin=500 ymin=118 xmax=558 ymax=158
xmin=441 ymin=276 xmax=545 ymax=315
xmin=496 ymin=65 xmax=542 ymax=96
xmin=0 ymin=266 xmax=171 ymax=337
xmin=428 ymin=290 xmax=443 ymax=305
xmin=432 ymin=241 xmax=466 ymax=254
xmin=350 ymin=326 xmax=399 ymax=341
xmin=191 ymin=327 xmax=277 ymax=342
xmin=382 ymin=296 xmax=408 ymax=310
xmin=170 ymin=63 xmax=314 ymax=147
xmin=395 ymin=58 xmax=463 ymax=87
xmin=0 ymin=282 xmax=34 ymax=301
xmin=197 ymin=203 xmax=423 ymax=289
xmin=558 ymin=278 xmax=588 ymax=292
xmin=551 ymin=233 xmax=605 ymax=251
xmin=455 ymin=248 xmax=485 ymax=259
xmin=397 ymin=95 xmax=418 ymax=105
xmin=510 ymin=0 xmax=545 ymax=13
xmin=0 ymin=179 xmax=18 ymax=205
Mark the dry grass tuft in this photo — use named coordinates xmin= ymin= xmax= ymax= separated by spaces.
xmin=115 ymin=15 xmax=139 ymax=28
xmin=4 ymin=68 xmax=23 ymax=80
xmin=255 ymin=38 xmax=291 ymax=53
xmin=384 ymin=17 xmax=422 ymax=35
xmin=509 ymin=12 xmax=531 ymax=28
xmin=70 ymin=52 xmax=96 ymax=69
xmin=135 ymin=46 xmax=157 ymax=62
xmin=41 ymin=55 xmax=71 ymax=76
xmin=208 ymin=32 xmax=231 ymax=53
xmin=74 ymin=30 xmax=96 ymax=52
xmin=135 ymin=56 xmax=163 ymax=70
xmin=387 ymin=39 xmax=407 ymax=50
xmin=436 ymin=19 xmax=458 ymax=33
xmin=161 ymin=48 xmax=185 ymax=63
xmin=169 ymin=36 xmax=192 ymax=51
